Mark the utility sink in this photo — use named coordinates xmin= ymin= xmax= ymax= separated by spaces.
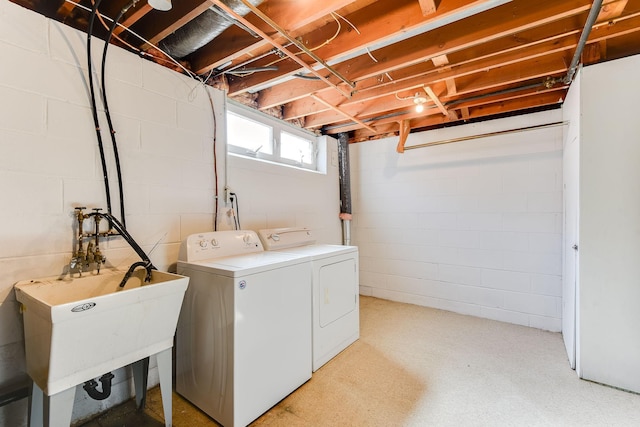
xmin=15 ymin=269 xmax=189 ymax=396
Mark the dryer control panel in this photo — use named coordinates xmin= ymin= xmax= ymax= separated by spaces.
xmin=258 ymin=227 xmax=316 ymax=250
xmin=179 ymin=230 xmax=264 ymax=262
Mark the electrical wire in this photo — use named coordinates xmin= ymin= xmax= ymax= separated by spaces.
xmin=252 ymin=12 xmax=344 ymax=74
xmin=230 ymin=193 xmax=241 ymax=230
xmin=205 ymin=88 xmax=219 ymax=231
xmin=332 ymin=11 xmax=361 ymax=35
xmin=64 ymin=0 xmax=199 ymax=81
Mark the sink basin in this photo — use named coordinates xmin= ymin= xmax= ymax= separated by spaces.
xmin=15 ymin=269 xmax=189 ymax=396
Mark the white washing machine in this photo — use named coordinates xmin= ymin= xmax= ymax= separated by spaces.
xmin=176 ymin=230 xmax=312 ymax=427
xmin=258 ymin=227 xmax=359 ymax=372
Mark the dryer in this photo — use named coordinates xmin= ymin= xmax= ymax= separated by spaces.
xmin=176 ymin=230 xmax=311 ymax=427
xmin=258 ymin=227 xmax=359 ymax=372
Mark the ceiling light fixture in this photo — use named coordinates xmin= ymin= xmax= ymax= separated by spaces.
xmin=413 ymin=93 xmax=427 ymax=113
xmin=397 ymin=91 xmax=428 ymax=113
xmin=148 ymin=0 xmax=172 ymax=11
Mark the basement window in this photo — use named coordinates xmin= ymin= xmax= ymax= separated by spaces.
xmin=226 ymin=101 xmax=318 ymax=171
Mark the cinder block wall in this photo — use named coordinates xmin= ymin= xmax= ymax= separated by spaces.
xmin=0 ymin=2 xmax=340 ymax=425
xmin=351 ymin=110 xmax=564 ymax=331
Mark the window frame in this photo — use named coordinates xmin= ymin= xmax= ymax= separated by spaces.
xmin=226 ymin=100 xmax=319 ymax=171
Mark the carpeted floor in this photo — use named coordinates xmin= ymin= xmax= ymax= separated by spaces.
xmin=79 ymin=296 xmax=640 ymax=426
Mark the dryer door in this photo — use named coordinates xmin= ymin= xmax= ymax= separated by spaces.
xmin=318 ymin=257 xmax=357 ymax=327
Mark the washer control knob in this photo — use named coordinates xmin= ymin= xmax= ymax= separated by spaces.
xmin=198 ymin=240 xmax=208 ymax=248
xmin=211 ymin=238 xmax=219 ymax=247
xmin=243 ymin=234 xmax=251 ymax=244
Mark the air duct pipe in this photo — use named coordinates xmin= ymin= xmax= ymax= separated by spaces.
xmin=159 ymin=0 xmax=263 ymax=59
xmin=337 ymin=133 xmax=352 ymax=245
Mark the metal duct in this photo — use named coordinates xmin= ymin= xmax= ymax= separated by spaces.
xmin=337 ymin=133 xmax=352 ymax=216
xmin=337 ymin=133 xmax=352 ymax=245
xmin=159 ymin=0 xmax=263 ymax=59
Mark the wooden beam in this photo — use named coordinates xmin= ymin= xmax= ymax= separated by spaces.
xmin=310 ymin=94 xmax=376 ymax=133
xmin=209 ymin=0 xmax=352 ymax=98
xmin=581 ymin=41 xmax=606 ymax=63
xmin=432 ymin=54 xmax=450 ymax=67
xmin=397 ymin=120 xmax=411 ymax=153
xmin=191 ymin=0 xmax=361 ymax=73
xmin=418 ymin=0 xmax=440 ymax=16
xmin=597 ymin=0 xmax=628 ymax=23
xmin=460 ymin=107 xmax=471 ymax=120
xmin=423 ymin=85 xmax=449 ymax=116
xmin=445 ymin=78 xmax=458 ymax=95
xmin=254 ymin=1 xmax=591 ymax=107
xmin=114 ymin=4 xmax=153 ymax=37
xmin=227 ymin=0 xmax=522 ymax=94
xmin=349 ymin=91 xmax=564 ymax=141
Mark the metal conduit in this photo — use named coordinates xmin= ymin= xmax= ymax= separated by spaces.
xmin=564 ymin=0 xmax=604 ymax=84
xmin=403 ymin=121 xmax=567 ymax=151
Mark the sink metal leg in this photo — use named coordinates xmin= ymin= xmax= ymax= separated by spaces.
xmin=39 ymin=386 xmax=75 ymax=427
xmin=156 ymin=348 xmax=173 ymax=427
xmin=132 ymin=357 xmax=150 ymax=409
xmin=28 ymin=382 xmax=43 ymax=427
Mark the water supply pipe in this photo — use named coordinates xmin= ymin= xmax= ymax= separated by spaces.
xmin=86 ymin=211 xmax=156 ymax=287
xmin=87 ymin=0 xmax=112 ymax=217
xmin=100 ymin=0 xmax=142 ymax=228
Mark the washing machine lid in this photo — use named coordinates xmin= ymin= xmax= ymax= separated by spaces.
xmin=178 ymin=251 xmax=310 ymax=277
xmin=271 ymin=244 xmax=358 ymax=260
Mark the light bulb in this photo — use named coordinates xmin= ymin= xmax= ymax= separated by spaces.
xmin=415 ymin=103 xmax=424 ymax=113
xmin=148 ymin=0 xmax=172 ymax=11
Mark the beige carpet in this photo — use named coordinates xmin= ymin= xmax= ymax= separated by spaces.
xmin=81 ymin=296 xmax=640 ymax=426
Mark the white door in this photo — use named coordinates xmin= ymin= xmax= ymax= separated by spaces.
xmin=562 ymin=135 xmax=579 ymax=369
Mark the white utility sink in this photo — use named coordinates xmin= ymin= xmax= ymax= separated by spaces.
xmin=15 ymin=268 xmax=189 ymax=427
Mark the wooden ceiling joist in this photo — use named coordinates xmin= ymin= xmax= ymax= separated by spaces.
xmin=310 ymin=94 xmax=376 ymax=133
xmin=23 ymin=0 xmax=640 ymax=144
xmin=397 ymin=119 xmax=411 ymax=153
xmin=423 ymin=85 xmax=449 ymax=116
xmin=418 ymin=0 xmax=439 ymax=16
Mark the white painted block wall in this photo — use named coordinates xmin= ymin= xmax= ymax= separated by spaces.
xmin=351 ymin=110 xmax=564 ymax=331
xmin=0 ymin=2 xmax=340 ymax=425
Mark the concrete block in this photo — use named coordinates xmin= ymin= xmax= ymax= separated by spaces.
xmin=481 ymin=269 xmax=531 ymax=293
xmin=0 ymin=86 xmax=45 ymax=134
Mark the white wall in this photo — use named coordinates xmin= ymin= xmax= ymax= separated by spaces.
xmin=225 ymin=136 xmax=341 ymax=242
xmin=577 ymin=55 xmax=640 ymax=393
xmin=0 ymin=2 xmax=340 ymax=425
xmin=351 ymin=110 xmax=564 ymax=331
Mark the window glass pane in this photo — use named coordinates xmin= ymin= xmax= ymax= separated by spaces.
xmin=281 ymin=132 xmax=313 ymax=164
xmin=227 ymin=112 xmax=273 ymax=155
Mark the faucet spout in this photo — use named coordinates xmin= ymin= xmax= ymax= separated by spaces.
xmin=118 ymin=260 xmax=154 ymax=288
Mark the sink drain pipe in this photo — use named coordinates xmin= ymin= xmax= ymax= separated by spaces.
xmin=337 ymin=133 xmax=352 ymax=245
xmin=83 ymin=372 xmax=115 ymax=401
